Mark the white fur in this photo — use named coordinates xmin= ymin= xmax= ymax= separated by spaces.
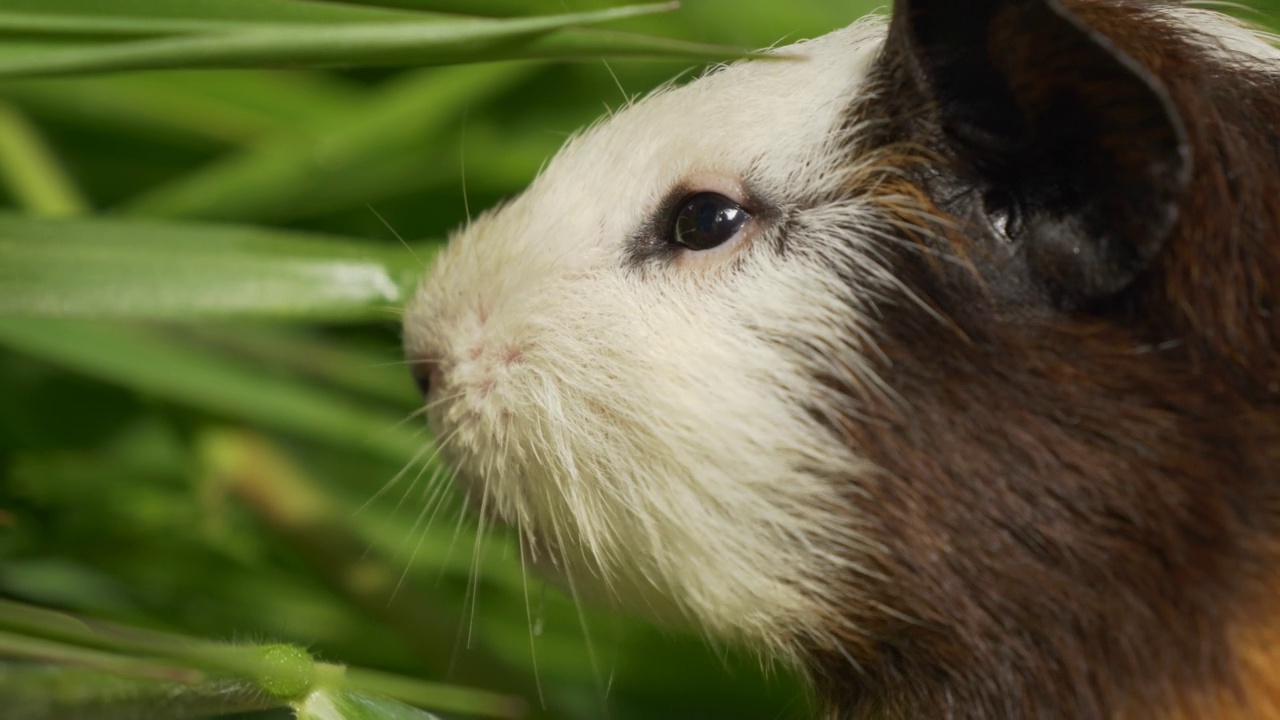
xmin=404 ymin=20 xmax=891 ymax=654
xmin=403 ymin=3 xmax=1280 ymax=656
xmin=1169 ymin=7 xmax=1280 ymax=64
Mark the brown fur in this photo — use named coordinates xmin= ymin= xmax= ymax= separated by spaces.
xmin=804 ymin=2 xmax=1280 ymax=718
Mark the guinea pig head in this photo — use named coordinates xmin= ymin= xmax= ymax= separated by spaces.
xmin=404 ymin=0 xmax=1280 ymax=717
xmin=404 ymin=20 xmax=892 ymax=648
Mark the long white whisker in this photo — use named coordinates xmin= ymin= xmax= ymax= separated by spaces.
xmin=355 ymin=437 xmax=433 ymax=516
xmin=367 ymin=203 xmax=424 ymax=268
xmin=466 ymin=491 xmax=491 ymax=649
xmin=393 ymin=426 xmax=460 ymax=516
xmin=551 ymin=520 xmax=610 ymax=718
xmin=445 ymin=492 xmax=472 ymax=678
xmin=389 ymin=469 xmax=442 ymax=603
xmin=517 ymin=525 xmax=546 ymax=709
xmin=439 ymin=490 xmax=471 ymax=586
xmin=460 ymin=108 xmax=473 ymax=227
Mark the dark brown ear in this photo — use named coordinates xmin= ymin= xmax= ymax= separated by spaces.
xmin=891 ymin=0 xmax=1191 ymax=304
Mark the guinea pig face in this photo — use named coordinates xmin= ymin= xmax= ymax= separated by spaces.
xmin=403 ymin=20 xmax=892 ymax=652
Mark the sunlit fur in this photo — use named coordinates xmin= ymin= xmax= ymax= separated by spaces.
xmin=1168 ymin=7 xmax=1280 ymax=63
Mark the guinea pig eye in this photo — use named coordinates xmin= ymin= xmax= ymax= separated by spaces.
xmin=670 ymin=192 xmax=751 ymax=251
xmin=982 ymin=188 xmax=1023 ymax=241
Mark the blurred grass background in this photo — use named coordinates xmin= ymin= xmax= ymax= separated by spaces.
xmin=0 ymin=1 xmax=1278 ymax=719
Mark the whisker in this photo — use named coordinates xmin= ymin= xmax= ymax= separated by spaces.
xmin=445 ymin=492 xmax=472 ymax=678
xmin=599 ymin=60 xmax=631 ymax=120
xmin=439 ymin=489 xmax=471 ymax=586
xmin=374 ymin=305 xmax=408 ymax=319
xmin=376 ymin=406 xmax=435 ymax=438
xmin=355 ymin=438 xmax=434 ymax=516
xmin=552 ymin=521 xmax=610 ymax=718
xmin=412 ymin=455 xmax=461 ymax=541
xmin=389 ymin=470 xmax=443 ymax=603
xmin=460 ymin=108 xmax=473 ymax=228
xmin=517 ymin=525 xmax=547 ymax=709
xmin=387 ymin=455 xmax=462 ymax=596
xmin=367 ymin=203 xmax=425 ymax=269
xmin=358 ymin=358 xmax=426 ymax=369
xmin=465 ymin=491 xmax=492 ymax=650
xmin=394 ymin=422 xmax=465 ymax=517
xmin=424 ymin=388 xmax=470 ymax=413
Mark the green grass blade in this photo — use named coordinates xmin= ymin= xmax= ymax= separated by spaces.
xmin=296 ymin=689 xmax=444 ymax=720
xmin=0 ymin=4 xmax=680 ymax=78
xmin=0 ymin=320 xmax=424 ymax=464
xmin=0 ymin=663 xmax=277 ymax=720
xmin=315 ymin=669 xmax=524 ymax=719
xmin=197 ymin=428 xmax=579 ymax=719
xmin=0 ymin=71 xmax=364 ymax=146
xmin=0 ymin=4 xmax=451 ymax=39
xmin=0 ymin=0 xmax=432 ymax=26
xmin=0 ymin=12 xmax=296 ymax=38
xmin=313 ymin=0 xmax=538 ymax=16
xmin=0 ymin=103 xmax=88 ymax=217
xmin=0 ymin=213 xmax=426 ymax=321
xmin=124 ymin=63 xmax=529 ymax=221
xmin=513 ymin=26 xmax=774 ymax=62
xmin=0 ymin=600 xmax=521 ymax=719
xmin=181 ymin=327 xmax=419 ymax=407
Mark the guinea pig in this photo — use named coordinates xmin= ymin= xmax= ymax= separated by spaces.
xmin=402 ymin=0 xmax=1280 ymax=717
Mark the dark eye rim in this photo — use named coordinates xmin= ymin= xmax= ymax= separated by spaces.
xmin=980 ymin=187 xmax=1024 ymax=241
xmin=624 ymin=179 xmax=775 ymax=269
xmin=668 ymin=191 xmax=753 ymax=251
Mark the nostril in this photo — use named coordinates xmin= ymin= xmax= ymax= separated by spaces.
xmin=410 ymin=358 xmax=441 ymax=399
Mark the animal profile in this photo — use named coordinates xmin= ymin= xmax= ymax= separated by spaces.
xmin=404 ymin=1 xmax=1280 ymax=717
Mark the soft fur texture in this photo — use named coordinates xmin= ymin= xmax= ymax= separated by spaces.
xmin=403 ymin=1 xmax=1280 ymax=718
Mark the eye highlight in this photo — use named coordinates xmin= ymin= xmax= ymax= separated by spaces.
xmin=982 ymin=188 xmax=1023 ymax=241
xmin=670 ymin=192 xmax=752 ymax=251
